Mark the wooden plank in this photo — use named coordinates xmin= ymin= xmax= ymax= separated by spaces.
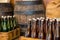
xmin=19 ymin=36 xmax=45 ymax=40
xmin=0 ymin=28 xmax=20 ymax=40
xmin=20 ymin=0 xmax=40 ymax=1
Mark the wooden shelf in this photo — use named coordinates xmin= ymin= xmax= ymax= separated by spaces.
xmin=19 ymin=36 xmax=45 ymax=40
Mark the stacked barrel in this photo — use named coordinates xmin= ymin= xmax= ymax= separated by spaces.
xmin=14 ymin=0 xmax=45 ymax=24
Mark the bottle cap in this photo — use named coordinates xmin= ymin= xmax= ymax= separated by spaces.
xmin=4 ymin=16 xmax=6 ymax=19
xmin=13 ymin=15 xmax=15 ymax=17
xmin=9 ymin=16 xmax=12 ymax=18
xmin=46 ymin=17 xmax=49 ymax=20
xmin=52 ymin=18 xmax=56 ymax=21
xmin=56 ymin=18 xmax=60 ymax=21
xmin=40 ymin=17 xmax=43 ymax=19
xmin=7 ymin=16 xmax=10 ymax=18
xmin=41 ymin=19 xmax=44 ymax=21
xmin=37 ymin=18 xmax=40 ymax=20
xmin=49 ymin=18 xmax=52 ymax=22
xmin=1 ymin=16 xmax=4 ymax=18
xmin=32 ymin=18 xmax=36 ymax=21
xmin=28 ymin=19 xmax=31 ymax=21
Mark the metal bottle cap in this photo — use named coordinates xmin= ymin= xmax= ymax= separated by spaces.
xmin=32 ymin=18 xmax=36 ymax=21
xmin=13 ymin=15 xmax=15 ymax=17
xmin=28 ymin=19 xmax=31 ymax=21
xmin=1 ymin=16 xmax=4 ymax=18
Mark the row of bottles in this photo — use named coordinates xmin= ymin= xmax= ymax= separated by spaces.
xmin=0 ymin=15 xmax=17 ymax=32
xmin=25 ymin=17 xmax=60 ymax=40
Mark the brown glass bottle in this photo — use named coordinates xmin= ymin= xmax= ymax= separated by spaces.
xmin=55 ymin=19 xmax=60 ymax=40
xmin=52 ymin=18 xmax=57 ymax=40
xmin=46 ymin=18 xmax=52 ymax=40
xmin=36 ymin=18 xmax=40 ymax=38
xmin=25 ymin=19 xmax=31 ymax=37
xmin=38 ymin=18 xmax=44 ymax=39
xmin=42 ymin=17 xmax=46 ymax=39
xmin=46 ymin=17 xmax=49 ymax=34
xmin=31 ymin=18 xmax=36 ymax=38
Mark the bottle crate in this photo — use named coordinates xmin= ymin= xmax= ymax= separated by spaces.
xmin=0 ymin=28 xmax=20 ymax=40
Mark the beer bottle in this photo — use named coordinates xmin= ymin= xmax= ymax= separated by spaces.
xmin=1 ymin=16 xmax=8 ymax=32
xmin=42 ymin=17 xmax=46 ymax=39
xmin=38 ymin=18 xmax=41 ymax=39
xmin=52 ymin=18 xmax=56 ymax=40
xmin=25 ymin=19 xmax=31 ymax=37
xmin=31 ymin=18 xmax=36 ymax=38
xmin=13 ymin=15 xmax=17 ymax=29
xmin=9 ymin=16 xmax=13 ymax=30
xmin=36 ymin=18 xmax=40 ymax=38
xmin=46 ymin=17 xmax=49 ymax=34
xmin=38 ymin=18 xmax=44 ymax=39
xmin=7 ymin=16 xmax=11 ymax=31
xmin=1 ymin=16 xmax=4 ymax=32
xmin=0 ymin=17 xmax=2 ymax=32
xmin=55 ymin=18 xmax=60 ymax=40
xmin=46 ymin=18 xmax=52 ymax=40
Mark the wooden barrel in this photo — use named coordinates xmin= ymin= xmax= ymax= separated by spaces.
xmin=0 ymin=3 xmax=13 ymax=16
xmin=14 ymin=0 xmax=45 ymax=24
